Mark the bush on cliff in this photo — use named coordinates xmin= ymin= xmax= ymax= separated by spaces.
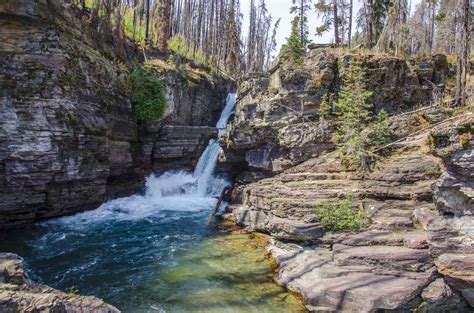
xmin=314 ymin=195 xmax=367 ymax=232
xmin=130 ymin=64 xmax=167 ymax=122
xmin=332 ymin=60 xmax=389 ymax=171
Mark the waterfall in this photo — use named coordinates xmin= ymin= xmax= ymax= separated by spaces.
xmin=194 ymin=93 xmax=236 ymax=195
xmin=50 ymin=93 xmax=237 ymax=225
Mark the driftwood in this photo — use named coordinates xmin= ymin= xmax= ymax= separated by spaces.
xmin=207 ymin=186 xmax=230 ymax=226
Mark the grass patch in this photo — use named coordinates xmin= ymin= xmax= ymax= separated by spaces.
xmin=168 ymin=35 xmax=210 ymax=68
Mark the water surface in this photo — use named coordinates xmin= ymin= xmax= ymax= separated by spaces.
xmin=0 ymin=93 xmax=305 ymax=312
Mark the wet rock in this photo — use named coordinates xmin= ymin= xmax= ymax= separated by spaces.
xmin=462 ymin=289 xmax=474 ymax=307
xmin=152 ymin=125 xmax=217 ymax=172
xmin=0 ymin=0 xmax=231 ymax=227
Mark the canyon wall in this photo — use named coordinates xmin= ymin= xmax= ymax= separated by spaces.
xmin=0 ymin=0 xmax=232 ymax=228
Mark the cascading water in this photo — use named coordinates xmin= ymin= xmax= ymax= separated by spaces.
xmin=0 ymin=93 xmax=304 ymax=312
xmin=63 ymin=92 xmax=236 ymax=223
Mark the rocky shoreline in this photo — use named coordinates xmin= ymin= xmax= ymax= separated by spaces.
xmin=0 ymin=253 xmax=119 ymax=312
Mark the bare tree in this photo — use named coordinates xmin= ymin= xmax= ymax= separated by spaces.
xmin=156 ymin=0 xmax=171 ymax=51
xmin=454 ymin=0 xmax=471 ymax=105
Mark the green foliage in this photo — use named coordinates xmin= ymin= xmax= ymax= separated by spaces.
xmin=168 ymin=35 xmax=209 ymax=68
xmin=314 ymin=195 xmax=368 ymax=233
xmin=332 ymin=60 xmax=390 ymax=171
xmin=65 ymin=286 xmax=79 ymax=298
xmin=130 ymin=63 xmax=167 ymax=122
xmin=279 ymin=16 xmax=304 ymax=66
xmin=58 ymin=72 xmax=76 ymax=85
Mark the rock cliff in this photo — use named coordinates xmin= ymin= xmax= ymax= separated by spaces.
xmin=0 ymin=0 xmax=232 ymax=228
xmin=220 ymin=50 xmax=450 ymax=174
xmin=222 ymin=50 xmax=473 ymax=312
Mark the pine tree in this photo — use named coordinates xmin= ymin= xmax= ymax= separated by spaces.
xmin=315 ymin=0 xmax=352 ymax=45
xmin=290 ymin=0 xmax=312 ymax=49
xmin=315 ymin=0 xmax=339 ymax=44
xmin=375 ymin=0 xmax=409 ymax=54
xmin=332 ymin=60 xmax=389 ymax=171
xmin=280 ymin=16 xmax=304 ymax=66
xmin=356 ymin=0 xmax=390 ymax=48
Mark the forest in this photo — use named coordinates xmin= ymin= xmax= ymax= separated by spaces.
xmin=75 ymin=0 xmax=471 ymax=105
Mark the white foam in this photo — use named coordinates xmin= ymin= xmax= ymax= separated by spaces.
xmin=47 ymin=93 xmax=237 ymax=227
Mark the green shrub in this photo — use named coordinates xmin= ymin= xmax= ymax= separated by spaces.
xmin=332 ymin=60 xmax=390 ymax=171
xmin=130 ymin=64 xmax=167 ymax=122
xmin=314 ymin=195 xmax=367 ymax=233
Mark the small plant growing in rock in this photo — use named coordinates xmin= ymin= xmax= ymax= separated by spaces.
xmin=130 ymin=63 xmax=167 ymax=122
xmin=459 ymin=132 xmax=470 ymax=147
xmin=332 ymin=60 xmax=390 ymax=171
xmin=314 ymin=195 xmax=368 ymax=232
xmin=65 ymin=286 xmax=79 ymax=297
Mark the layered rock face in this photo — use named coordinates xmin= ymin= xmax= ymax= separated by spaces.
xmin=221 ymin=50 xmax=450 ymax=174
xmin=0 ymin=253 xmax=119 ymax=312
xmin=222 ymin=49 xmax=473 ymax=312
xmin=0 ymin=0 xmax=231 ymax=228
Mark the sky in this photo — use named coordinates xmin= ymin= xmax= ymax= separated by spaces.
xmin=239 ymin=0 xmax=421 ymax=53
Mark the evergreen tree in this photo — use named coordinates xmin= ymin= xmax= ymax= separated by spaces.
xmin=332 ymin=60 xmax=389 ymax=171
xmin=356 ymin=0 xmax=390 ymax=48
xmin=315 ymin=0 xmax=354 ymax=46
xmin=315 ymin=0 xmax=340 ymax=44
xmin=280 ymin=16 xmax=305 ymax=66
xmin=290 ymin=0 xmax=312 ymax=49
xmin=375 ymin=0 xmax=410 ymax=54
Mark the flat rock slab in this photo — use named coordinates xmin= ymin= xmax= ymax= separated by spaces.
xmin=333 ymin=244 xmax=432 ymax=272
xmin=321 ymin=229 xmax=428 ymax=249
xmin=234 ymin=207 xmax=324 ymax=241
xmin=269 ymin=241 xmax=435 ymax=313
